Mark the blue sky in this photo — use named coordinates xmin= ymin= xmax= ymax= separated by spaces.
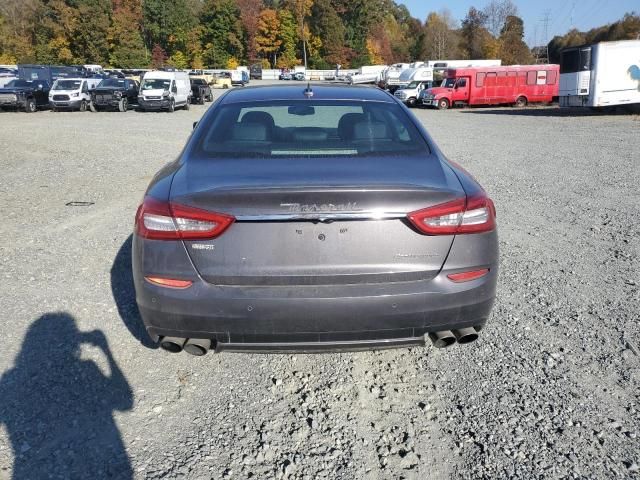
xmin=399 ymin=0 xmax=638 ymax=46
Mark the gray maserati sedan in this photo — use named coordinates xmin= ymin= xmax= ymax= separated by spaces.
xmin=132 ymin=84 xmax=498 ymax=355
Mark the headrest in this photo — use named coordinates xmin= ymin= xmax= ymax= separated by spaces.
xmin=230 ymin=122 xmax=268 ymax=141
xmin=352 ymin=121 xmax=389 ymax=140
xmin=241 ymin=111 xmax=275 ymax=128
xmin=292 ymin=127 xmax=328 ymax=142
xmin=337 ymin=112 xmax=366 ymax=140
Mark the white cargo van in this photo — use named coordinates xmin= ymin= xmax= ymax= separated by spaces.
xmin=49 ymin=77 xmax=101 ymax=111
xmin=138 ymin=70 xmax=191 ymax=112
xmin=559 ymin=40 xmax=640 ymax=110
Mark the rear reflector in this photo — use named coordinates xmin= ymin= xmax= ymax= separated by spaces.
xmin=447 ymin=269 xmax=489 ymax=283
xmin=135 ymin=196 xmax=235 ymax=240
xmin=407 ymin=194 xmax=496 ymax=235
xmin=145 ymin=276 xmax=193 ymax=289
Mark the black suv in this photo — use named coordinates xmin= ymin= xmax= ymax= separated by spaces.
xmin=90 ymin=78 xmax=139 ymax=112
xmin=0 ymin=79 xmax=50 ymax=112
xmin=190 ymin=78 xmax=213 ymax=104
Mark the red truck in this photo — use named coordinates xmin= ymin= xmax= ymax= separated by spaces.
xmin=421 ymin=64 xmax=559 ymax=110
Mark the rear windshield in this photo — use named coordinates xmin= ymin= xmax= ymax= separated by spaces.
xmin=193 ymin=100 xmax=429 ymax=158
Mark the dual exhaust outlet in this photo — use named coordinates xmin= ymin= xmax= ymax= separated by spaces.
xmin=428 ymin=327 xmax=479 ymax=348
xmin=159 ymin=337 xmax=212 ymax=356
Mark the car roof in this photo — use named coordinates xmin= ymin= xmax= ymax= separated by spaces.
xmin=220 ymin=84 xmax=396 ymax=104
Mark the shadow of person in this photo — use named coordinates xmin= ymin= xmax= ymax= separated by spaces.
xmin=0 ymin=313 xmax=133 ymax=479
xmin=111 ymin=234 xmax=156 ymax=349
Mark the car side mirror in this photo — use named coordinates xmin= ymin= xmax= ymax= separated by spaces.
xmin=454 ymin=85 xmax=459 ymax=90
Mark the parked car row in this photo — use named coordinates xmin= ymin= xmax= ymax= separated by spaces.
xmin=0 ymin=69 xmax=216 ymax=113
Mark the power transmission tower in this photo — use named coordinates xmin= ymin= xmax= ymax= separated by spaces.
xmin=535 ymin=10 xmax=551 ymax=64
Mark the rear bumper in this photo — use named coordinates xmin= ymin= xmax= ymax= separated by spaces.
xmin=135 ymin=268 xmax=497 ymax=349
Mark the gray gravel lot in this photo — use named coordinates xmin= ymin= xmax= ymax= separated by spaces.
xmin=0 ymin=82 xmax=638 ymax=479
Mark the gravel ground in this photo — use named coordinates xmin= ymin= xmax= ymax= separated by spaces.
xmin=0 ymin=82 xmax=638 ymax=479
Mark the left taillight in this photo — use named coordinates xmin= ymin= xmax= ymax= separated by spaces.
xmin=407 ymin=194 xmax=496 ymax=235
xmin=135 ymin=196 xmax=235 ymax=240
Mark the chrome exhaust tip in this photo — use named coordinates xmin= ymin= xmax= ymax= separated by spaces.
xmin=428 ymin=331 xmax=457 ymax=348
xmin=183 ymin=338 xmax=212 ymax=356
xmin=159 ymin=336 xmax=185 ymax=353
xmin=453 ymin=327 xmax=479 ymax=344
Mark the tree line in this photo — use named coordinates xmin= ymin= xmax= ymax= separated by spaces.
xmin=0 ymin=0 xmax=638 ymax=69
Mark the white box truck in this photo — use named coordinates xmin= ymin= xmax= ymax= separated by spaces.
xmin=559 ymin=40 xmax=640 ymax=110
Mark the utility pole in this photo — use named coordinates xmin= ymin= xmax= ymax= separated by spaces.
xmin=570 ymin=1 xmax=576 ymax=28
xmin=536 ymin=10 xmax=551 ymax=64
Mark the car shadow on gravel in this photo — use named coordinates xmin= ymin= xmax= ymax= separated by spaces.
xmin=460 ymin=105 xmax=640 ymax=117
xmin=0 ymin=312 xmax=133 ymax=478
xmin=111 ymin=235 xmax=157 ymax=349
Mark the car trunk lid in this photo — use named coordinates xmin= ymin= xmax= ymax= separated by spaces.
xmin=170 ymin=156 xmax=464 ymax=286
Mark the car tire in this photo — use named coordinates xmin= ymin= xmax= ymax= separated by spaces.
xmin=407 ymin=97 xmax=417 ymax=107
xmin=223 ymin=85 xmax=229 ymax=89
xmin=89 ymin=102 xmax=98 ymax=113
xmin=118 ymin=98 xmax=128 ymax=112
xmin=79 ymin=100 xmax=87 ymax=112
xmin=25 ymin=99 xmax=36 ymax=113
xmin=184 ymin=99 xmax=190 ymax=110
xmin=437 ymin=98 xmax=450 ymax=110
xmin=168 ymin=99 xmax=175 ymax=113
xmin=199 ymin=95 xmax=205 ymax=105
xmin=515 ymin=96 xmax=527 ymax=108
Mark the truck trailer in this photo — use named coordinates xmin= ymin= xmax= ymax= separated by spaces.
xmin=559 ymin=40 xmax=640 ymax=110
xmin=422 ymin=64 xmax=559 ymax=110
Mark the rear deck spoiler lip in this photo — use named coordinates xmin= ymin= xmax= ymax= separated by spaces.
xmin=234 ymin=211 xmax=409 ymax=221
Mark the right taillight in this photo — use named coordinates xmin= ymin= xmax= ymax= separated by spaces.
xmin=135 ymin=196 xmax=235 ymax=240
xmin=408 ymin=194 xmax=496 ymax=235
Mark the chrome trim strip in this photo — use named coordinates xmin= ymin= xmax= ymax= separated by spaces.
xmin=235 ymin=212 xmax=407 ymax=221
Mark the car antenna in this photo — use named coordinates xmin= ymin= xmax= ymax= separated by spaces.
xmin=304 ymin=83 xmax=313 ymax=98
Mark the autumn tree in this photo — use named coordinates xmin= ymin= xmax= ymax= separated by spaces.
xmin=460 ymin=7 xmax=490 ymax=59
xmin=277 ymin=9 xmax=298 ymax=67
xmin=236 ymin=0 xmax=263 ymax=62
xmin=255 ymin=9 xmax=281 ymax=67
xmin=423 ymin=10 xmax=460 ymax=60
xmin=143 ymin=0 xmax=196 ymax=55
xmin=0 ymin=0 xmax=39 ymax=61
xmin=69 ymin=0 xmax=111 ymax=64
xmin=167 ymin=50 xmax=188 ymax=69
xmin=483 ymin=0 xmax=517 ymax=37
xmin=150 ymin=43 xmax=167 ymax=68
xmin=109 ymin=0 xmax=147 ymax=67
xmin=310 ymin=0 xmax=345 ymax=66
xmin=498 ymin=15 xmax=532 ymax=64
xmin=285 ymin=0 xmax=313 ymax=66
xmin=200 ymin=0 xmax=244 ymax=68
